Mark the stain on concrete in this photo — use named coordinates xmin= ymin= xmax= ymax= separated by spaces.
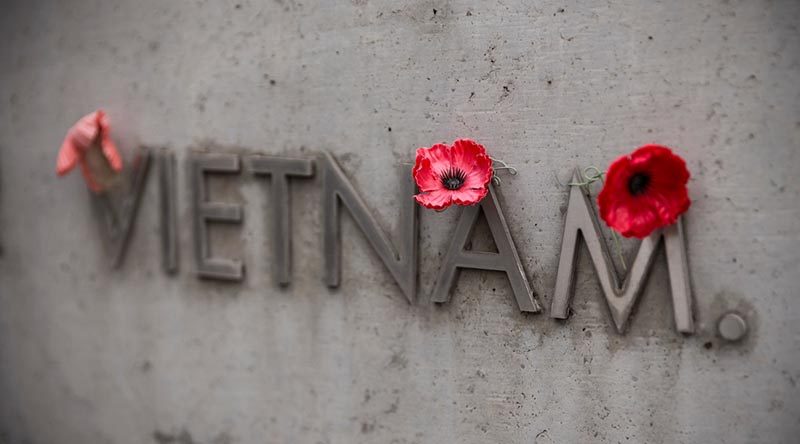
xmin=153 ymin=429 xmax=195 ymax=444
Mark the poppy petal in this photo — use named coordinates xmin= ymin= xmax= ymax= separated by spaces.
xmin=414 ymin=191 xmax=453 ymax=210
xmin=451 ymin=187 xmax=488 ymax=206
xmin=56 ymin=139 xmax=80 ymax=176
xmin=450 ymin=139 xmax=482 ymax=170
xmin=416 ymin=143 xmax=451 ymax=176
xmin=465 ymin=159 xmax=493 ymax=190
xmin=451 ymin=139 xmax=493 ymax=191
xmin=649 ymin=151 xmax=689 ymax=190
xmin=613 ymin=200 xmax=659 ymax=238
xmin=70 ymin=111 xmax=102 ymax=149
xmin=413 ymin=157 xmax=444 ymax=193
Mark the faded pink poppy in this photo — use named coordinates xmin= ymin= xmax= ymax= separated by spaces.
xmin=412 ymin=139 xmax=493 ymax=210
xmin=56 ymin=109 xmax=123 ymax=193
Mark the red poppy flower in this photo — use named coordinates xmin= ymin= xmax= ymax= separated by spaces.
xmin=56 ymin=109 xmax=123 ymax=193
xmin=412 ymin=139 xmax=493 ymax=210
xmin=597 ymin=144 xmax=691 ymax=238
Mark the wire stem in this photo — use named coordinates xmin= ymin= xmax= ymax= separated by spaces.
xmin=490 ymin=158 xmax=518 ymax=175
xmin=569 ymin=166 xmax=627 ymax=272
xmin=490 ymin=158 xmax=518 ymax=185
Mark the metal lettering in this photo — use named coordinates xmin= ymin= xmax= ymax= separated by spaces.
xmin=550 ymin=170 xmax=694 ymax=334
xmin=191 ymin=153 xmax=244 ymax=281
xmin=248 ymin=155 xmax=314 ymax=286
xmin=158 ymin=150 xmax=178 ymax=274
xmin=322 ymin=152 xmax=418 ymax=303
xmin=431 ymin=185 xmax=541 ymax=312
xmin=92 ymin=148 xmax=151 ymax=269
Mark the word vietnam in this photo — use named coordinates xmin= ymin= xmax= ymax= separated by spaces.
xmin=99 ymin=149 xmax=694 ymax=335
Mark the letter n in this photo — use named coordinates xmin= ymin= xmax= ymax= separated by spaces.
xmin=322 ymin=152 xmax=418 ymax=303
xmin=550 ymin=170 xmax=694 ymax=334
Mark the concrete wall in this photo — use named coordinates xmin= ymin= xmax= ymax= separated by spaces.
xmin=1 ymin=0 xmax=798 ymax=443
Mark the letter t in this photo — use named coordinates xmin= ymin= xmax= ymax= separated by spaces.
xmin=249 ymin=156 xmax=314 ymax=286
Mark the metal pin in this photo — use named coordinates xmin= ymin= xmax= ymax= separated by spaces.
xmin=717 ymin=311 xmax=747 ymax=341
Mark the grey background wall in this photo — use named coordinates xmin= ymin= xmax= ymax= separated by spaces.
xmin=1 ymin=0 xmax=798 ymax=443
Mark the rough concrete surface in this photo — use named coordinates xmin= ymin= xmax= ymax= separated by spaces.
xmin=0 ymin=0 xmax=798 ymax=443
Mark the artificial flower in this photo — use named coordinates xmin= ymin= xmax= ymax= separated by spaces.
xmin=597 ymin=144 xmax=691 ymax=238
xmin=56 ymin=109 xmax=123 ymax=193
xmin=412 ymin=139 xmax=493 ymax=210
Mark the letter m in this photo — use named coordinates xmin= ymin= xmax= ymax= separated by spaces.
xmin=550 ymin=171 xmax=694 ymax=334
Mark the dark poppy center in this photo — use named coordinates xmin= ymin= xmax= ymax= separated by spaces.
xmin=628 ymin=172 xmax=651 ymax=196
xmin=441 ymin=167 xmax=467 ymax=190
